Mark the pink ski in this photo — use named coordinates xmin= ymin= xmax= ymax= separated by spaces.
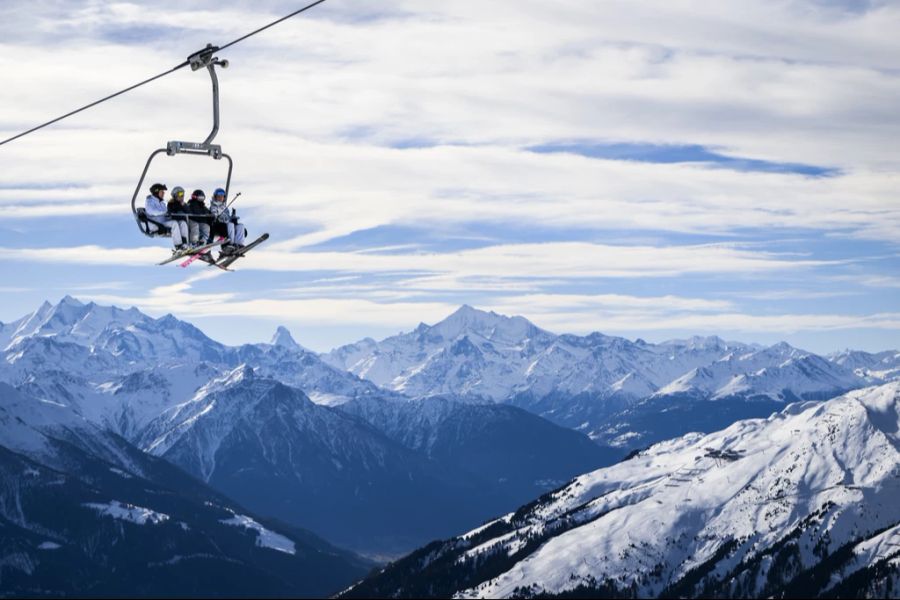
xmin=179 ymin=239 xmax=224 ymax=268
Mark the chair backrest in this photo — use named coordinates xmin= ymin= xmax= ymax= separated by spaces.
xmin=135 ymin=207 xmax=171 ymax=237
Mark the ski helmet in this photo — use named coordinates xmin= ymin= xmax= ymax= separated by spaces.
xmin=191 ymin=189 xmax=206 ymax=201
xmin=150 ymin=183 xmax=167 ymax=195
xmin=213 ymin=187 xmax=226 ymax=198
xmin=171 ymin=186 xmax=185 ymax=199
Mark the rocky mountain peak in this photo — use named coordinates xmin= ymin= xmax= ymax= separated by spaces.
xmin=271 ymin=325 xmax=301 ymax=350
xmin=430 ymin=304 xmax=546 ymax=342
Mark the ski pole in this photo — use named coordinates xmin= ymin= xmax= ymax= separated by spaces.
xmin=226 ymin=191 xmax=241 ymax=211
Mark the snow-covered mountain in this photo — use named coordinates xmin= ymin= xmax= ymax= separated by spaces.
xmin=339 ymin=394 xmax=622 ymax=502
xmin=4 ymin=296 xmax=898 ymax=562
xmin=342 ymin=383 xmax=900 ymax=599
xmin=135 ymin=367 xmax=616 ymax=555
xmin=0 ymin=295 xmax=227 ymax=365
xmin=0 ymin=383 xmax=368 ymax=597
xmin=325 ymin=306 xmax=880 ymax=449
xmin=140 ymin=365 xmax=475 ymax=554
xmin=324 ymin=307 xmax=762 ymax=403
xmin=655 ymin=342 xmax=863 ymax=402
xmin=325 ymin=305 xmax=559 ymax=400
xmin=831 ymin=349 xmax=900 ymax=383
xmin=1 ymin=296 xmax=387 ymax=409
xmin=0 ymin=298 xmax=620 ymax=556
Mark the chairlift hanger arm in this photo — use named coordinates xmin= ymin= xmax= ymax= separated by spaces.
xmin=185 ymin=43 xmax=229 ymax=146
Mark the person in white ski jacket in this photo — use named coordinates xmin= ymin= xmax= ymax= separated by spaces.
xmin=210 ymin=187 xmax=246 ymax=252
xmin=145 ymin=182 xmax=188 ymax=251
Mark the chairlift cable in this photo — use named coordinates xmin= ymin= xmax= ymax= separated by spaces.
xmin=217 ymin=0 xmax=328 ymax=53
xmin=0 ymin=62 xmax=189 ymax=147
xmin=0 ymin=0 xmax=330 ymax=148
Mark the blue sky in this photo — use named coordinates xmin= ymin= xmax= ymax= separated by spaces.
xmin=0 ymin=0 xmax=898 ymax=354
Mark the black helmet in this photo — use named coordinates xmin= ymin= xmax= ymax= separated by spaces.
xmin=150 ymin=183 xmax=167 ymax=195
xmin=191 ymin=189 xmax=206 ymax=201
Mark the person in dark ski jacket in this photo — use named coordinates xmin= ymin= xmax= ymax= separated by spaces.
xmin=167 ymin=186 xmax=188 ymax=221
xmin=187 ymin=189 xmax=212 ymax=247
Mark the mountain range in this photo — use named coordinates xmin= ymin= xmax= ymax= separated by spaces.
xmin=0 ymin=297 xmax=618 ymax=556
xmin=325 ymin=304 xmax=895 ymax=448
xmin=1 ymin=296 xmax=897 ymax=595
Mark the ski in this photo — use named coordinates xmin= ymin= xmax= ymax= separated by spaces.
xmin=158 ymin=239 xmax=224 ymax=266
xmin=179 ymin=238 xmax=226 ymax=268
xmin=210 ymin=233 xmax=270 ymax=270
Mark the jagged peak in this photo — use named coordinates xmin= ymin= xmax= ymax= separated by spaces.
xmin=763 ymin=341 xmax=808 ymax=359
xmin=271 ymin=325 xmax=300 ymax=350
xmin=59 ymin=295 xmax=84 ymax=307
xmin=157 ymin=314 xmax=178 ymax=326
xmin=429 ymin=304 xmax=546 ymax=341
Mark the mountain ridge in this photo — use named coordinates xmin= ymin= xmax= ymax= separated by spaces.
xmin=341 ymin=382 xmax=900 ymax=599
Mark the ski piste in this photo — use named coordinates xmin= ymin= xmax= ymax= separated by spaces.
xmin=209 ymin=233 xmax=270 ymax=271
xmin=158 ymin=239 xmax=223 ymax=266
xmin=179 ymin=238 xmax=225 ymax=268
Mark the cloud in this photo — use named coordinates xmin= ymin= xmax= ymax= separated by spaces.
xmin=0 ymin=245 xmax=163 ymax=266
xmin=2 ymin=1 xmax=899 ymax=246
xmin=89 ymin=291 xmax=459 ymax=329
xmin=80 ymin=284 xmax=900 ymax=342
xmin=517 ymin=309 xmax=900 ymax=336
xmin=0 ymin=0 xmax=897 ymax=353
xmin=0 ymin=240 xmax=833 ymax=279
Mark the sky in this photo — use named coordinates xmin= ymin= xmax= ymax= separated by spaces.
xmin=0 ymin=0 xmax=898 ymax=354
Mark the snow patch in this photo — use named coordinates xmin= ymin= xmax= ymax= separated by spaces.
xmin=220 ymin=513 xmax=296 ymax=555
xmin=38 ymin=541 xmax=61 ymax=550
xmin=83 ymin=500 xmax=170 ymax=525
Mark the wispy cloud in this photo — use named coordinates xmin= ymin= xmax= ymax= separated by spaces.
xmin=0 ymin=241 xmax=833 ymax=277
xmin=0 ymin=0 xmax=897 ymax=353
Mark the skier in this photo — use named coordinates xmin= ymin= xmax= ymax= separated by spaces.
xmin=210 ymin=187 xmax=246 ymax=254
xmin=187 ymin=189 xmax=212 ymax=247
xmin=166 ymin=186 xmax=188 ymax=227
xmin=145 ymin=183 xmax=188 ymax=252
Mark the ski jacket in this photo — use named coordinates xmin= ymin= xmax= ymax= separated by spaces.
xmin=145 ymin=194 xmax=167 ymax=217
xmin=187 ymin=199 xmax=212 ymax=222
xmin=210 ymin=199 xmax=232 ymax=223
xmin=166 ymin=200 xmax=187 ymax=220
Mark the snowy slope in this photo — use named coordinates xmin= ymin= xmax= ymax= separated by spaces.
xmin=247 ymin=344 xmax=392 ymax=406
xmin=0 ymin=381 xmax=149 ymax=476
xmin=655 ymin=342 xmax=865 ymax=401
xmin=339 ymin=394 xmax=622 ymax=499
xmin=0 ymin=384 xmax=369 ymax=597
xmin=137 ymin=366 xmax=509 ymax=555
xmin=343 ymin=383 xmax=900 ymax=599
xmin=830 ymin=349 xmax=900 ymax=384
